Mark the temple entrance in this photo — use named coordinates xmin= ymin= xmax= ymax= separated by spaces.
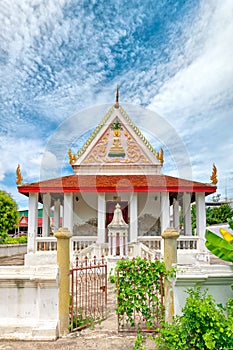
xmin=106 ymin=201 xmax=128 ymax=255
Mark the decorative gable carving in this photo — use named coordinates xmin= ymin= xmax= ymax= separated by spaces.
xmin=83 ymin=117 xmax=151 ymax=165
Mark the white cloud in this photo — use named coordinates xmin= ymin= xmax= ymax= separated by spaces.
xmin=0 ymin=135 xmax=44 ymax=182
xmin=148 ymin=0 xmax=233 ymax=119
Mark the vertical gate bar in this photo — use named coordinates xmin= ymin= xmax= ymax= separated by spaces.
xmin=70 ymin=269 xmax=74 ymax=331
xmin=75 ymin=268 xmax=78 ymax=329
xmin=85 ymin=256 xmax=88 ymax=318
xmin=104 ymin=260 xmax=107 ymax=318
xmin=94 ymin=263 xmax=97 ymax=320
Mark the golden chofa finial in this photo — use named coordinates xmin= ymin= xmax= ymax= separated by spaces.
xmin=114 ymin=85 xmax=119 ymax=108
xmin=16 ymin=164 xmax=23 ymax=186
xmin=210 ymin=163 xmax=218 ymax=185
xmin=68 ymin=149 xmax=77 ymax=165
xmin=156 ymin=148 xmax=164 ymax=164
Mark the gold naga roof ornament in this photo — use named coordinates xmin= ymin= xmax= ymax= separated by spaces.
xmin=68 ymin=149 xmax=77 ymax=165
xmin=156 ymin=148 xmax=164 ymax=164
xmin=16 ymin=164 xmax=23 ymax=186
xmin=210 ymin=163 xmax=218 ymax=185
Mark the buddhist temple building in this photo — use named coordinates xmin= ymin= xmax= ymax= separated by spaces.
xmin=17 ymin=89 xmax=217 ymax=265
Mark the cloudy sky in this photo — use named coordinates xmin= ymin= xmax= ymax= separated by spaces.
xmin=0 ymin=0 xmax=232 ymax=208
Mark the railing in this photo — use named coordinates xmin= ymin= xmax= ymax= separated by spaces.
xmin=138 ymin=235 xmax=199 ymax=251
xmin=36 ymin=236 xmax=97 ymax=252
xmin=36 ymin=237 xmax=57 ymax=251
xmin=128 ymin=242 xmax=157 ymax=260
xmin=138 ymin=236 xmax=162 ymax=250
xmin=36 ymin=235 xmax=200 ymax=256
xmin=71 ymin=236 xmax=97 ymax=253
xmin=177 ymin=236 xmax=199 ymax=250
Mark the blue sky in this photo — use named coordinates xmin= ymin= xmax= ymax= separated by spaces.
xmin=0 ymin=0 xmax=232 ymax=208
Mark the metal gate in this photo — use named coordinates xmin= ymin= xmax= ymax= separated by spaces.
xmin=69 ymin=256 xmax=107 ymax=332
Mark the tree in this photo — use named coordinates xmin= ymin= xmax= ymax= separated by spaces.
xmin=0 ymin=190 xmax=19 ymax=238
xmin=192 ymin=204 xmax=233 ymax=232
xmin=206 ymin=204 xmax=233 ymax=225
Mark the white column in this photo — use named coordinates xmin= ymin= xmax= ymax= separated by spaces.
xmin=63 ymin=193 xmax=73 ymax=233
xmin=173 ymin=198 xmax=180 ymax=232
xmin=130 ymin=193 xmax=138 ymax=242
xmin=42 ymin=193 xmax=51 ymax=237
xmin=98 ymin=193 xmax=106 ymax=244
xmin=112 ymin=233 xmax=117 ymax=256
xmin=54 ymin=199 xmax=61 ymax=232
xmin=160 ymin=192 xmax=170 ymax=233
xmin=196 ymin=192 xmax=206 ymax=251
xmin=183 ymin=193 xmax=192 ymax=236
xmin=119 ymin=234 xmax=124 ymax=256
xmin=160 ymin=192 xmax=170 ymax=256
xmin=27 ymin=193 xmax=38 ymax=254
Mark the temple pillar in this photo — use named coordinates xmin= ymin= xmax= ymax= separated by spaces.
xmin=63 ymin=193 xmax=73 ymax=233
xmin=54 ymin=199 xmax=61 ymax=232
xmin=196 ymin=192 xmax=206 ymax=251
xmin=160 ymin=192 xmax=170 ymax=256
xmin=27 ymin=193 xmax=38 ymax=254
xmin=130 ymin=193 xmax=138 ymax=242
xmin=98 ymin=193 xmax=106 ymax=244
xmin=183 ymin=193 xmax=192 ymax=236
xmin=160 ymin=192 xmax=170 ymax=233
xmin=173 ymin=198 xmax=180 ymax=232
xmin=42 ymin=193 xmax=51 ymax=237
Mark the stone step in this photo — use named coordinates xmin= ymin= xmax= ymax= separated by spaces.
xmin=0 ymin=253 xmax=25 ymax=266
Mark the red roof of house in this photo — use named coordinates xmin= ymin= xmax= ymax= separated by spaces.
xmin=19 ymin=216 xmax=43 ymax=227
xmin=18 ymin=174 xmax=216 ymax=194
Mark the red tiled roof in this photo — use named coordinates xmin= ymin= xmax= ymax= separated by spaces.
xmin=18 ymin=174 xmax=216 ymax=194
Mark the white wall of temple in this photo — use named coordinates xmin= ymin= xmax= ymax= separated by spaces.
xmin=73 ymin=193 xmax=98 ymax=236
xmin=138 ymin=192 xmax=161 ymax=236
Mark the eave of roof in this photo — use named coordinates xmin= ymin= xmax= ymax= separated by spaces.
xmin=18 ymin=174 xmax=217 ymax=195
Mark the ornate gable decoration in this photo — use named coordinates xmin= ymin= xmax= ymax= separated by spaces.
xmin=83 ymin=116 xmax=151 ymax=165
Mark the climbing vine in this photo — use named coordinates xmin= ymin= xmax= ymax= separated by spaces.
xmin=116 ymin=257 xmax=173 ymax=331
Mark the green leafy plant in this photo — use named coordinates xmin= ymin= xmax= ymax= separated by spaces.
xmin=133 ymin=331 xmax=146 ymax=350
xmin=0 ymin=235 xmax=27 ymax=245
xmin=108 ymin=268 xmax=116 ymax=284
xmin=154 ymin=287 xmax=233 ymax=350
xmin=0 ymin=190 xmax=19 ymax=235
xmin=116 ymin=257 xmax=173 ymax=331
xmin=205 ymin=229 xmax=233 ymax=263
xmin=69 ymin=305 xmax=95 ymax=332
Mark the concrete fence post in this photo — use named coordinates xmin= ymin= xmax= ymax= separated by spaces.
xmin=161 ymin=227 xmax=179 ymax=323
xmin=55 ymin=227 xmax=72 ymax=336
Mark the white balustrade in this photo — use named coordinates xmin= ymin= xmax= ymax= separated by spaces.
xmin=138 ymin=235 xmax=199 ymax=251
xmin=36 ymin=237 xmax=57 ymax=251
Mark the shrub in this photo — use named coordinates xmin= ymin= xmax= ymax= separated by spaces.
xmin=0 ymin=235 xmax=27 ymax=245
xmin=154 ymin=287 xmax=233 ymax=350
